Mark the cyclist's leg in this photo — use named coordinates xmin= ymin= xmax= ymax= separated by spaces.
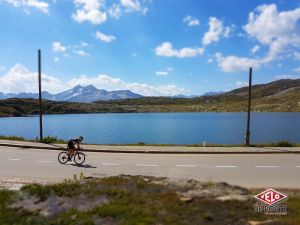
xmin=67 ymin=141 xmax=76 ymax=160
xmin=68 ymin=148 xmax=75 ymax=160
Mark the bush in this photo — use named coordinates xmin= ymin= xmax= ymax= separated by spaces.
xmin=274 ymin=141 xmax=295 ymax=147
xmin=38 ymin=136 xmax=66 ymax=144
xmin=0 ymin=135 xmax=28 ymax=141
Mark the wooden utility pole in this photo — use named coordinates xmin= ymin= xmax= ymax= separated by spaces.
xmin=38 ymin=49 xmax=43 ymax=143
xmin=245 ymin=67 xmax=252 ymax=146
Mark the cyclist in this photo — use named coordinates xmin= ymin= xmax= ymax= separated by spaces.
xmin=67 ymin=136 xmax=83 ymax=160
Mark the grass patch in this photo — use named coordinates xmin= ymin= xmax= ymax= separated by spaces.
xmin=0 ymin=135 xmax=299 ymax=147
xmin=1 ymin=175 xmax=300 ymax=225
xmin=0 ymin=135 xmax=66 ymax=144
xmin=274 ymin=141 xmax=296 ymax=147
xmin=257 ymin=140 xmax=298 ymax=147
xmin=21 ymin=184 xmax=52 ymax=201
xmin=39 ymin=136 xmax=66 ymax=144
xmin=0 ymin=135 xmax=31 ymax=142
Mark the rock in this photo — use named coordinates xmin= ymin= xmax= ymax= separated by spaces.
xmin=248 ymin=220 xmax=280 ymax=225
xmin=181 ymin=190 xmax=208 ymax=198
xmin=180 ymin=196 xmax=193 ymax=202
xmin=71 ymin=214 xmax=77 ymax=220
xmin=11 ymin=193 xmax=110 ymax=217
xmin=216 ymin=194 xmax=249 ymax=202
xmin=8 ymin=184 xmax=25 ymax=191
xmin=92 ymin=216 xmax=118 ymax=225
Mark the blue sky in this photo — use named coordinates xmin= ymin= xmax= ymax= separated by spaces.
xmin=0 ymin=0 xmax=300 ymax=96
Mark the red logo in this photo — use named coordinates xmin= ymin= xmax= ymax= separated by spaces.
xmin=255 ymin=189 xmax=287 ymax=205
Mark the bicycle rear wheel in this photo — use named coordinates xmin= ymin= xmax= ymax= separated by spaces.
xmin=58 ymin=152 xmax=69 ymax=164
xmin=74 ymin=152 xmax=85 ymax=165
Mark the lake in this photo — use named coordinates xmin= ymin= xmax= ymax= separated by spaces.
xmin=0 ymin=113 xmax=299 ymax=145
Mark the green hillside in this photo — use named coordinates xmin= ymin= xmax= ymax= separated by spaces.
xmin=0 ymin=79 xmax=299 ymax=117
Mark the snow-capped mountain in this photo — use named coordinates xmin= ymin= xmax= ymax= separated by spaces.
xmin=202 ymin=91 xmax=226 ymax=96
xmin=0 ymin=85 xmax=143 ymax=102
xmin=170 ymin=94 xmax=199 ymax=98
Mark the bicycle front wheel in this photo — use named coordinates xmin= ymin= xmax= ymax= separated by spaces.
xmin=74 ymin=152 xmax=85 ymax=165
xmin=58 ymin=152 xmax=69 ymax=164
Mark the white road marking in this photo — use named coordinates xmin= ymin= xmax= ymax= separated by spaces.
xmin=8 ymin=158 xmax=21 ymax=161
xmin=102 ymin=163 xmax=120 ymax=166
xmin=37 ymin=160 xmax=53 ymax=163
xmin=255 ymin=166 xmax=279 ymax=168
xmin=216 ymin=166 xmax=237 ymax=168
xmin=136 ymin=164 xmax=159 ymax=167
xmin=296 ymin=166 xmax=300 ymax=168
xmin=175 ymin=164 xmax=197 ymax=167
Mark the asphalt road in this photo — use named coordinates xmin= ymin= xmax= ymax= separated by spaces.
xmin=1 ymin=146 xmax=300 ymax=188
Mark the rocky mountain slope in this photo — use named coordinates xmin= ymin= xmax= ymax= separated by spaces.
xmin=0 ymin=85 xmax=143 ymax=102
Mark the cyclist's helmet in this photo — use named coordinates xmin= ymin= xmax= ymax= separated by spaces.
xmin=79 ymin=136 xmax=84 ymax=142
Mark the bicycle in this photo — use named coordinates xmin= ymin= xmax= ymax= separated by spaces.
xmin=58 ymin=147 xmax=86 ymax=165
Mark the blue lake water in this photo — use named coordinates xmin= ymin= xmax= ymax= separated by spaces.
xmin=0 ymin=113 xmax=299 ymax=144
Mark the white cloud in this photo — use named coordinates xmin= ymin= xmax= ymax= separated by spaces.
xmin=68 ymin=74 xmax=187 ymax=96
xmin=0 ymin=64 xmax=187 ymax=96
xmin=0 ymin=64 xmax=64 ymax=93
xmin=251 ymin=45 xmax=260 ymax=54
xmin=80 ymin=41 xmax=88 ymax=47
xmin=275 ymin=74 xmax=300 ymax=79
xmin=120 ymin=0 xmax=141 ymax=12
xmin=155 ymin=67 xmax=174 ymax=76
xmin=72 ymin=0 xmax=107 ymax=25
xmin=156 ymin=71 xmax=168 ymax=76
xmin=108 ymin=3 xmax=121 ymax=19
xmin=243 ymin=4 xmax=300 ymax=62
xmin=214 ymin=4 xmax=300 ymax=73
xmin=293 ymin=52 xmax=300 ymax=60
xmin=235 ymin=81 xmax=248 ymax=87
xmin=207 ymin=58 xmax=213 ymax=64
xmin=202 ymin=17 xmax=231 ymax=46
xmin=52 ymin=42 xmax=67 ymax=52
xmin=95 ymin=31 xmax=116 ymax=43
xmin=155 ymin=42 xmax=204 ymax=58
xmin=223 ymin=26 xmax=231 ymax=38
xmin=141 ymin=7 xmax=148 ymax=15
xmin=75 ymin=50 xmax=90 ymax=57
xmin=5 ymin=0 xmax=49 ymax=14
xmin=52 ymin=41 xmax=91 ymax=58
xmin=26 ymin=0 xmax=48 ymax=13
xmin=215 ymin=53 xmax=261 ymax=72
xmin=183 ymin=15 xmax=200 ymax=27
xmin=294 ymin=67 xmax=300 ymax=72
xmin=24 ymin=8 xmax=31 ymax=15
xmin=72 ymin=0 xmax=150 ymax=23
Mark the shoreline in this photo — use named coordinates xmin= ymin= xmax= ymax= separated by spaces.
xmin=1 ymin=110 xmax=300 ymax=117
xmin=0 ymin=136 xmax=299 ymax=147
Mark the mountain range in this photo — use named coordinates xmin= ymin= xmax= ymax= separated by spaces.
xmin=1 ymin=78 xmax=298 ymax=103
xmin=0 ymin=79 xmax=299 ymax=117
xmin=0 ymin=85 xmax=143 ymax=102
xmin=0 ymin=85 xmax=225 ymax=102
